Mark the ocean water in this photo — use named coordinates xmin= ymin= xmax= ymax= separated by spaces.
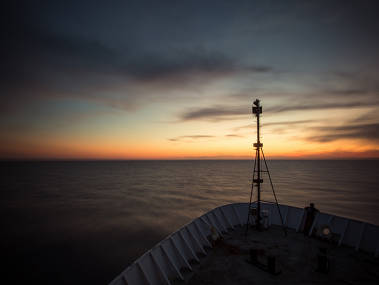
xmin=1 ymin=160 xmax=378 ymax=284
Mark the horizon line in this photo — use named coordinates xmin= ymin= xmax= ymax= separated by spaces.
xmin=2 ymin=157 xmax=379 ymax=162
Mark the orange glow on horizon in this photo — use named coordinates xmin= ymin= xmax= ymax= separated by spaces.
xmin=1 ymin=135 xmax=378 ymax=160
xmin=1 ymin=106 xmax=378 ymax=160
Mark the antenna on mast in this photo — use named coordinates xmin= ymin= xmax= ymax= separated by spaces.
xmin=245 ymin=99 xmax=287 ymax=236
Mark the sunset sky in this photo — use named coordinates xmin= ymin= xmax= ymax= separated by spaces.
xmin=1 ymin=0 xmax=379 ymax=159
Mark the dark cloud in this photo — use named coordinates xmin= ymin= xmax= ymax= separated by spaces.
xmin=122 ymin=52 xmax=272 ymax=85
xmin=179 ymin=106 xmax=248 ymax=122
xmin=233 ymin=120 xmax=315 ymax=131
xmin=168 ymin=135 xmax=215 ymax=142
xmin=2 ymin=0 xmax=378 ymax=113
xmin=324 ymin=72 xmax=379 ymax=100
xmin=225 ymin=134 xmax=244 ymax=138
xmin=350 ymin=111 xmax=379 ymax=124
xmin=324 ymin=88 xmax=369 ymax=96
xmin=265 ymin=101 xmax=379 ymax=113
xmin=264 ymin=120 xmax=315 ymax=127
xmin=306 ymin=123 xmax=379 ymax=143
xmin=1 ymin=24 xmax=127 ymax=111
xmin=178 ymin=99 xmax=379 ymax=122
xmin=176 ymin=69 xmax=379 ymax=121
xmin=1 ymin=20 xmax=273 ymax=114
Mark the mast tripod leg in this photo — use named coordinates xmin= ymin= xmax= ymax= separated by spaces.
xmin=245 ymin=148 xmax=258 ymax=237
xmin=261 ymin=148 xmax=287 ymax=236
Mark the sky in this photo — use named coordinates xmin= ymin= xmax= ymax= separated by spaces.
xmin=1 ymin=0 xmax=379 ymax=159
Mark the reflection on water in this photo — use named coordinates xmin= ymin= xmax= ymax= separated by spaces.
xmin=1 ymin=160 xmax=378 ymax=284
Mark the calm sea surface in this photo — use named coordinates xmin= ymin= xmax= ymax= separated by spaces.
xmin=1 ymin=160 xmax=378 ymax=284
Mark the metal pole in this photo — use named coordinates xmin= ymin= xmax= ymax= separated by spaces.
xmin=252 ymin=99 xmax=262 ymax=230
xmin=256 ymin=104 xmax=261 ymax=230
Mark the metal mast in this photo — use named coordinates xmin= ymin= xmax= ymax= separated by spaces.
xmin=245 ymin=99 xmax=287 ymax=236
xmin=252 ymin=99 xmax=263 ymax=230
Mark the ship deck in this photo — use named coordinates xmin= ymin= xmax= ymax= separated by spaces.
xmin=110 ymin=203 xmax=379 ymax=285
xmin=177 ymin=225 xmax=379 ymax=285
